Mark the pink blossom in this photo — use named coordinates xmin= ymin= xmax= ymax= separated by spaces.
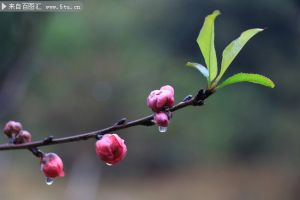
xmin=15 ymin=130 xmax=32 ymax=144
xmin=160 ymin=85 xmax=174 ymax=95
xmin=3 ymin=121 xmax=22 ymax=138
xmin=41 ymin=153 xmax=65 ymax=178
xmin=95 ymin=134 xmax=127 ymax=165
xmin=154 ymin=112 xmax=169 ymax=127
xmin=147 ymin=85 xmax=175 ymax=112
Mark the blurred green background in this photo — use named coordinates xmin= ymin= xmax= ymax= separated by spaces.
xmin=0 ymin=0 xmax=299 ymax=199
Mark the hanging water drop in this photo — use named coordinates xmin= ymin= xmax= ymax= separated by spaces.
xmin=158 ymin=126 xmax=167 ymax=133
xmin=46 ymin=177 xmax=54 ymax=185
xmin=106 ymin=163 xmax=113 ymax=166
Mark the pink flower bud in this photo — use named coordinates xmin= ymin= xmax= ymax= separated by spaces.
xmin=147 ymin=85 xmax=175 ymax=112
xmin=3 ymin=121 xmax=22 ymax=138
xmin=154 ymin=112 xmax=169 ymax=127
xmin=160 ymin=85 xmax=174 ymax=95
xmin=95 ymin=134 xmax=127 ymax=165
xmin=41 ymin=153 xmax=65 ymax=178
xmin=147 ymin=90 xmax=161 ymax=112
xmin=15 ymin=130 xmax=32 ymax=144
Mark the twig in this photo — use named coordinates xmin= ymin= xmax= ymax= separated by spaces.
xmin=0 ymin=89 xmax=213 ymax=151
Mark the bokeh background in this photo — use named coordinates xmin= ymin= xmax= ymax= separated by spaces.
xmin=0 ymin=0 xmax=299 ymax=199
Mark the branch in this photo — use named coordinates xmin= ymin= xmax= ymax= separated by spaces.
xmin=0 ymin=89 xmax=213 ymax=151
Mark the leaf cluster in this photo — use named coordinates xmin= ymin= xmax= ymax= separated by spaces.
xmin=187 ymin=10 xmax=275 ymax=91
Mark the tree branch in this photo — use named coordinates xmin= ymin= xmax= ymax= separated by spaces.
xmin=0 ymin=89 xmax=213 ymax=151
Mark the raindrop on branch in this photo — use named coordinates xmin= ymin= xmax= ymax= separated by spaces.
xmin=46 ymin=177 xmax=54 ymax=185
xmin=158 ymin=126 xmax=167 ymax=133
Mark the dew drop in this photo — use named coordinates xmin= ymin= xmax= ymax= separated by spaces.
xmin=46 ymin=177 xmax=54 ymax=185
xmin=106 ymin=163 xmax=113 ymax=166
xmin=158 ymin=126 xmax=167 ymax=133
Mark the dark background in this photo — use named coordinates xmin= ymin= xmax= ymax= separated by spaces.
xmin=0 ymin=0 xmax=299 ymax=199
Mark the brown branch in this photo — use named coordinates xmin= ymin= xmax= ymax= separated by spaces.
xmin=0 ymin=89 xmax=213 ymax=151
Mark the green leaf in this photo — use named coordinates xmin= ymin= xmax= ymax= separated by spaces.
xmin=216 ymin=28 xmax=263 ymax=82
xmin=186 ymin=62 xmax=209 ymax=78
xmin=217 ymin=73 xmax=275 ymax=89
xmin=197 ymin=10 xmax=220 ymax=84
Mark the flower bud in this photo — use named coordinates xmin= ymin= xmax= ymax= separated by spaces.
xmin=160 ymin=85 xmax=174 ymax=95
xmin=3 ymin=121 xmax=22 ymax=138
xmin=95 ymin=134 xmax=127 ymax=165
xmin=154 ymin=112 xmax=169 ymax=127
xmin=41 ymin=153 xmax=65 ymax=178
xmin=147 ymin=85 xmax=175 ymax=112
xmin=15 ymin=130 xmax=32 ymax=144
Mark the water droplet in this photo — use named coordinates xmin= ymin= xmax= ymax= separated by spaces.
xmin=46 ymin=177 xmax=54 ymax=185
xmin=106 ymin=163 xmax=112 ymax=166
xmin=158 ymin=126 xmax=167 ymax=133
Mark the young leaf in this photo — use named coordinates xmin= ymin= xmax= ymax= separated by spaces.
xmin=216 ymin=28 xmax=263 ymax=82
xmin=186 ymin=62 xmax=209 ymax=78
xmin=197 ymin=10 xmax=220 ymax=84
xmin=217 ymin=73 xmax=275 ymax=89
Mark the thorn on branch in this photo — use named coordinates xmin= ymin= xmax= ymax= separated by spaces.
xmin=96 ymin=134 xmax=103 ymax=140
xmin=43 ymin=136 xmax=54 ymax=144
xmin=183 ymin=95 xmax=193 ymax=102
xmin=115 ymin=118 xmax=127 ymax=126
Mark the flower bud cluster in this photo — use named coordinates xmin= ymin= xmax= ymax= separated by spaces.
xmin=2 ymin=121 xmax=64 ymax=183
xmin=147 ymin=85 xmax=175 ymax=129
xmin=1 ymin=86 xmax=174 ymax=183
xmin=3 ymin=121 xmax=32 ymax=144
